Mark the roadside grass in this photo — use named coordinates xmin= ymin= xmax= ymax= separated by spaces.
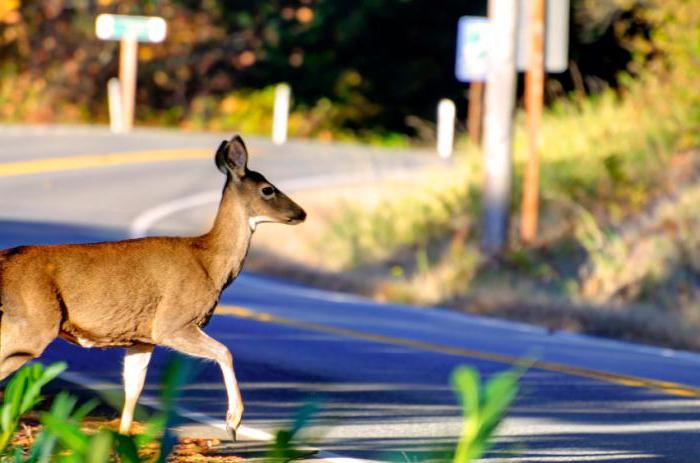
xmin=326 ymin=78 xmax=700 ymax=270
xmin=248 ymin=76 xmax=700 ymax=351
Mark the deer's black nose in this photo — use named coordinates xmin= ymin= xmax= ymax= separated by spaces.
xmin=296 ymin=209 xmax=307 ymax=222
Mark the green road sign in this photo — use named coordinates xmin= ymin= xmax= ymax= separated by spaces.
xmin=95 ymin=14 xmax=167 ymax=43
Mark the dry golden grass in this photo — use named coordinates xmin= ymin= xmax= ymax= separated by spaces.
xmin=244 ymin=73 xmax=700 ymax=352
xmin=250 ymin=170 xmax=446 ymax=271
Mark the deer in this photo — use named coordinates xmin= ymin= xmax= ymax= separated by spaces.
xmin=0 ymin=135 xmax=306 ymax=440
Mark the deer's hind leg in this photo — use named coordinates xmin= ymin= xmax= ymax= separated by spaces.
xmin=0 ymin=288 xmax=61 ymax=381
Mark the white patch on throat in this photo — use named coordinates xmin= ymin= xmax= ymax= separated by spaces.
xmin=248 ymin=216 xmax=275 ymax=231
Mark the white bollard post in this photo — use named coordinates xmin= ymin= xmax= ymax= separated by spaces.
xmin=437 ymin=99 xmax=456 ymax=159
xmin=119 ymin=33 xmax=138 ymax=133
xmin=272 ymin=83 xmax=291 ymax=145
xmin=107 ymin=77 xmax=124 ymax=133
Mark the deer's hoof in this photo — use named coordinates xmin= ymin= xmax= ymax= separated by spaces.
xmin=226 ymin=423 xmax=237 ymax=442
xmin=225 ymin=411 xmax=242 ymax=442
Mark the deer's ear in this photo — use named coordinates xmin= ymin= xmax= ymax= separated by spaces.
xmin=215 ymin=140 xmax=230 ymax=174
xmin=215 ymin=135 xmax=248 ymax=177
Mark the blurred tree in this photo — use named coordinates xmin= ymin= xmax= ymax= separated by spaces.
xmin=0 ymin=0 xmax=653 ymax=135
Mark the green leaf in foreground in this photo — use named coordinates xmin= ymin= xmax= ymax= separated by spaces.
xmin=265 ymin=399 xmax=323 ymax=462
xmin=0 ymin=362 xmax=67 ymax=455
xmin=86 ymin=431 xmax=114 ymax=463
xmin=451 ymin=363 xmax=528 ymax=463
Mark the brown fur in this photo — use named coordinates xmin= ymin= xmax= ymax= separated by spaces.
xmin=1 ymin=236 xmax=228 ymax=349
xmin=0 ymin=135 xmax=305 ymax=436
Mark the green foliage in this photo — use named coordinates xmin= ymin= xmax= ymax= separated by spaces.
xmin=260 ymin=365 xmax=523 ymax=463
xmin=577 ymin=181 xmax=700 ymax=308
xmin=30 ymin=389 xmax=162 ymax=463
xmin=0 ymin=362 xmax=66 ymax=455
xmin=265 ymin=400 xmax=321 ymax=462
xmin=151 ymin=356 xmax=193 ymax=463
xmin=29 ymin=392 xmax=103 ymax=463
xmin=1 ymin=365 xmax=322 ymax=463
xmin=0 ymin=0 xmax=429 ymax=138
xmin=322 ymin=0 xmax=700 ymax=304
xmin=0 ymin=0 xmax=640 ymax=137
xmin=0 ymin=357 xmax=192 ymax=463
xmin=1 ymin=360 xmax=524 ymax=463
xmin=451 ymin=365 xmax=525 ymax=463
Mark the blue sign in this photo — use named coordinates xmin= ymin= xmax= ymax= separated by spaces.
xmin=455 ymin=16 xmax=491 ymax=83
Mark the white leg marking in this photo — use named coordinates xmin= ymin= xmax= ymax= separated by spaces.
xmin=119 ymin=344 xmax=154 ymax=434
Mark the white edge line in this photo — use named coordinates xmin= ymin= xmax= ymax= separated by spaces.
xmin=129 ymin=191 xmax=221 ymax=239
xmin=60 ymin=370 xmax=376 ymax=463
xmin=126 ymin=166 xmax=700 ymax=387
xmin=128 ymin=169 xmax=422 ymax=239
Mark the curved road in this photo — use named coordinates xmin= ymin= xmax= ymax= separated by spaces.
xmin=2 ymin=125 xmax=700 ymax=462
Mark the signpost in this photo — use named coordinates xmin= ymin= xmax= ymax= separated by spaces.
xmin=456 ymin=1 xmax=569 ymax=78
xmin=455 ymin=16 xmax=489 ymax=145
xmin=516 ymin=0 xmax=570 ymax=73
xmin=96 ymin=14 xmax=167 ymax=133
xmin=455 ymin=16 xmax=490 ymax=83
xmin=456 ymin=0 xmax=570 ymax=250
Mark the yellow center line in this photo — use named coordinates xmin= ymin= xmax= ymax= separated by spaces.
xmin=4 ymin=148 xmax=696 ymax=399
xmin=216 ymin=304 xmax=700 ymax=398
xmin=0 ymin=148 xmax=212 ymax=177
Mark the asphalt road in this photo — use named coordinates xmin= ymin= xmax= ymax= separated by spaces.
xmin=2 ymin=125 xmax=700 ymax=462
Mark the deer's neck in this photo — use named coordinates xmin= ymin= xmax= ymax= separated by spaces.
xmin=198 ymin=184 xmax=252 ymax=289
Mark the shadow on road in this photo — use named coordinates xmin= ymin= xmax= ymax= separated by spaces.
xmin=4 ymin=219 xmax=700 ymax=462
xmin=0 ymin=219 xmax=125 ymax=248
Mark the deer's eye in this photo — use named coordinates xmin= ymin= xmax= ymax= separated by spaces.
xmin=261 ymin=186 xmax=275 ymax=198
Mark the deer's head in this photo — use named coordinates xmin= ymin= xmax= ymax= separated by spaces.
xmin=216 ymin=135 xmax=306 ymax=231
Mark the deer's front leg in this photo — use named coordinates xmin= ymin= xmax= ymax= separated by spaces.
xmin=159 ymin=326 xmax=243 ymax=440
xmin=120 ymin=343 xmax=154 ymax=434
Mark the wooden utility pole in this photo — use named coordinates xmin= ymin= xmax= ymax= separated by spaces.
xmin=520 ymin=0 xmax=546 ymax=243
xmin=481 ymin=0 xmax=519 ymax=253
xmin=467 ymin=82 xmax=484 ymax=145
